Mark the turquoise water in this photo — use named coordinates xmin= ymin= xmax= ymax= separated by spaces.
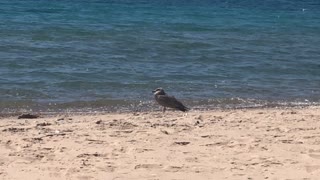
xmin=1 ymin=0 xmax=320 ymax=112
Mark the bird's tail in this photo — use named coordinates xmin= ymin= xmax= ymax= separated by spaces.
xmin=179 ymin=106 xmax=189 ymax=112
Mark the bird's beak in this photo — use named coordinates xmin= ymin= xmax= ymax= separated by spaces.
xmin=152 ymin=90 xmax=156 ymax=93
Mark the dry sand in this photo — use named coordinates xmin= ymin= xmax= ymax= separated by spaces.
xmin=1 ymin=106 xmax=320 ymax=180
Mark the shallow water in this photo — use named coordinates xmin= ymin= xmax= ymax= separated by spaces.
xmin=1 ymin=0 xmax=320 ymax=113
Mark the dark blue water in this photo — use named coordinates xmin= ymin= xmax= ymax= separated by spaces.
xmin=1 ymin=0 xmax=320 ymax=113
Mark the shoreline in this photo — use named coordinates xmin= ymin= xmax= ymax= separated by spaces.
xmin=1 ymin=106 xmax=320 ymax=179
xmin=1 ymin=104 xmax=319 ymax=118
xmin=1 ymin=98 xmax=319 ymax=117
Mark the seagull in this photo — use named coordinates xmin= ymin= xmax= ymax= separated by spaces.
xmin=152 ymin=88 xmax=189 ymax=112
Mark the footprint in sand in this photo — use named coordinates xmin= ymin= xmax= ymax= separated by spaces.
xmin=174 ymin=141 xmax=190 ymax=146
xmin=308 ymin=149 xmax=320 ymax=159
xmin=134 ymin=164 xmax=163 ymax=169
xmin=164 ymin=165 xmax=184 ymax=172
xmin=77 ymin=175 xmax=94 ymax=180
xmin=306 ymin=165 xmax=320 ymax=173
xmin=308 ymin=154 xmax=320 ymax=159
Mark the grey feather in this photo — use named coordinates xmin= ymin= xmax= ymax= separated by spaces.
xmin=152 ymin=88 xmax=188 ymax=112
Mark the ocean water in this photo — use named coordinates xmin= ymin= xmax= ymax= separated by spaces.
xmin=1 ymin=0 xmax=320 ymax=113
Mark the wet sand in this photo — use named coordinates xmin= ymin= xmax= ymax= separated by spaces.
xmin=1 ymin=106 xmax=320 ymax=179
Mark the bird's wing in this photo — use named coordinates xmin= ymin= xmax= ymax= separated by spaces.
xmin=156 ymin=95 xmax=187 ymax=110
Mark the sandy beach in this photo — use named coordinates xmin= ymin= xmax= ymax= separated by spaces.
xmin=1 ymin=106 xmax=320 ymax=180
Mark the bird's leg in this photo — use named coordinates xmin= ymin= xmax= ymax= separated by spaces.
xmin=162 ymin=107 xmax=166 ymax=113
